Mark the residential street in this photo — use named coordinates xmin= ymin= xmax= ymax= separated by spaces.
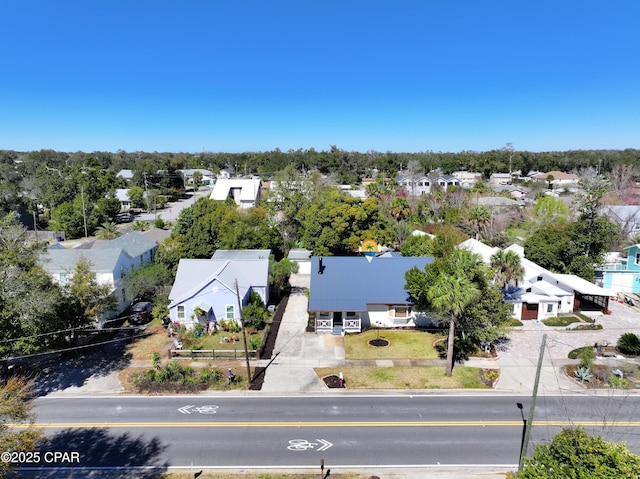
xmin=27 ymin=395 xmax=640 ymax=477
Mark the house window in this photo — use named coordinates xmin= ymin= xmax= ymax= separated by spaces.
xmin=636 ymin=252 xmax=640 ymax=265
xmin=547 ymin=304 xmax=553 ymax=313
xmin=177 ymin=305 xmax=185 ymax=319
xmin=226 ymin=305 xmax=235 ymax=320
xmin=388 ymin=306 xmax=409 ymax=318
xmin=537 ymin=276 xmax=543 ymax=281
xmin=346 ymin=311 xmax=357 ymax=317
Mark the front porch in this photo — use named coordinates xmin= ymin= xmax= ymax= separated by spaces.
xmin=315 ymin=311 xmax=362 ymax=334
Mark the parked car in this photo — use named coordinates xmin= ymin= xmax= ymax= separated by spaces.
xmin=116 ymin=213 xmax=134 ymax=223
xmin=129 ymin=302 xmax=153 ymax=324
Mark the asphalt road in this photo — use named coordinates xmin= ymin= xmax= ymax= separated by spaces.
xmin=21 ymin=394 xmax=640 ymax=475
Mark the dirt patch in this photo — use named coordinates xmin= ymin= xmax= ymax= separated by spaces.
xmin=323 ymin=374 xmax=345 ymax=388
xmin=368 ymin=339 xmax=389 ymax=347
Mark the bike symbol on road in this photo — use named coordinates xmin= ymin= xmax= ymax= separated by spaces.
xmin=178 ymin=405 xmax=219 ymax=414
xmin=287 ymin=439 xmax=333 ymax=452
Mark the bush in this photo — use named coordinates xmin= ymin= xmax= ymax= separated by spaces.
xmin=617 ymin=333 xmax=640 ymax=356
xmin=131 ymin=361 xmax=223 ymax=393
xmin=577 ymin=346 xmax=596 ymax=370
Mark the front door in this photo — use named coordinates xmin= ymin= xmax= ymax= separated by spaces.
xmin=333 ymin=311 xmax=343 ymax=327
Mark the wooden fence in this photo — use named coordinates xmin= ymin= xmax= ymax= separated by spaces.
xmin=168 ymin=349 xmax=258 ymax=360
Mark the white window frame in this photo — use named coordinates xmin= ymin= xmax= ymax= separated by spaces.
xmin=225 ymin=304 xmax=235 ymax=320
xmin=177 ymin=305 xmax=185 ymax=319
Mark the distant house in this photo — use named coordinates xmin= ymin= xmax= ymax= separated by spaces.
xmin=489 ymin=173 xmax=512 ymax=186
xmin=180 ymin=169 xmax=215 ymax=186
xmin=396 ymin=173 xmax=460 ymax=196
xmin=115 ymin=189 xmax=132 ymax=211
xmin=529 ymin=171 xmax=580 ymax=187
xmin=116 ymin=169 xmax=134 ymax=181
xmin=452 ymin=171 xmax=482 ymax=189
xmin=39 ymin=231 xmax=158 ymax=318
xmin=218 ymin=169 xmax=232 ymax=180
xmin=308 ymin=255 xmax=434 ymax=333
xmin=396 ymin=174 xmax=431 ymax=196
xmin=460 ymin=239 xmax=610 ymax=320
xmin=210 ymin=179 xmax=261 ymax=208
xmin=167 ymin=249 xmax=271 ymax=329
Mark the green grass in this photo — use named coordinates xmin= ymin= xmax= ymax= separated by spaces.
xmin=344 ymin=329 xmax=443 ymax=360
xmin=542 ymin=316 xmax=580 ymax=327
xmin=315 ymin=366 xmax=490 ymax=389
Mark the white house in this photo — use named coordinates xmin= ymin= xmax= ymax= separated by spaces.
xmin=210 ymin=179 xmax=262 ymax=208
xmin=168 ymin=250 xmax=271 ymax=329
xmin=39 ymin=231 xmax=159 ymax=318
xmin=460 ymin=239 xmax=610 ymax=320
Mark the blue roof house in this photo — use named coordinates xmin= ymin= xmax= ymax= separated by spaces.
xmin=168 ymin=250 xmax=270 ymax=329
xmin=308 ymin=255 xmax=433 ymax=333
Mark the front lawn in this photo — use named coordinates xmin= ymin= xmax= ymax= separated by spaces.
xmin=344 ymin=329 xmax=443 ymax=360
xmin=315 ymin=366 xmax=491 ymax=389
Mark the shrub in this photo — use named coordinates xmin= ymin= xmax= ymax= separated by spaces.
xmin=608 ymin=374 xmax=629 ymax=389
xmin=130 ymin=361 xmax=223 ymax=393
xmin=574 ymin=366 xmax=593 ymax=383
xmin=617 ymin=333 xmax=640 ymax=356
xmin=577 ymin=346 xmax=596 ymax=370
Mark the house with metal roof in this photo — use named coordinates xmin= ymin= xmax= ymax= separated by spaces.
xmin=210 ymin=178 xmax=261 ymax=208
xmin=460 ymin=238 xmax=610 ymax=320
xmin=308 ymin=255 xmax=433 ymax=333
xmin=168 ymin=250 xmax=271 ymax=329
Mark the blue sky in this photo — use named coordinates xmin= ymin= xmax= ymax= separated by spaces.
xmin=1 ymin=1 xmax=639 ymax=154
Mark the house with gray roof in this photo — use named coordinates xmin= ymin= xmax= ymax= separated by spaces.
xmin=168 ymin=250 xmax=271 ymax=329
xmin=39 ymin=231 xmax=159 ymax=318
xmin=308 ymin=255 xmax=433 ymax=333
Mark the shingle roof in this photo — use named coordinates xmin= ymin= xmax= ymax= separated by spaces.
xmin=99 ymin=231 xmax=156 ymax=258
xmin=169 ymin=257 xmax=270 ymax=306
xmin=308 ymin=255 xmax=433 ymax=312
xmin=212 ymin=249 xmax=271 ymax=260
xmin=40 ymin=247 xmax=129 ymax=273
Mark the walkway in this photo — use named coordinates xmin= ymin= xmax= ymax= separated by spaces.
xmin=262 ymin=274 xmax=640 ymax=396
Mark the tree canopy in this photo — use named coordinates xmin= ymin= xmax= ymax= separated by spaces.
xmin=519 ymin=427 xmax=640 ymax=479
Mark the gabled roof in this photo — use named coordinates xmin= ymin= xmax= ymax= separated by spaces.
xmin=169 ymin=256 xmax=270 ymax=306
xmin=212 ymin=249 xmax=271 ymax=260
xmin=308 ymin=255 xmax=433 ymax=312
xmin=99 ymin=231 xmax=157 ymax=258
xmin=39 ymin=247 xmax=129 ymax=274
xmin=116 ymin=169 xmax=134 ymax=179
xmin=210 ymin=179 xmax=261 ymax=203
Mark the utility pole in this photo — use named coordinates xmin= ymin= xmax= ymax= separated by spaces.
xmin=518 ymin=333 xmax=547 ymax=472
xmin=80 ymin=186 xmax=88 ymax=238
xmin=234 ymin=279 xmax=252 ymax=387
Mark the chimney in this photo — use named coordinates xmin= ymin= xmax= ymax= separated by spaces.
xmin=318 ymin=257 xmax=323 ymax=274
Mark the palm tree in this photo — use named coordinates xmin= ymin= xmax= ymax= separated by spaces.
xmin=94 ymin=221 xmax=121 ymax=240
xmin=468 ymin=205 xmax=491 ymax=240
xmin=490 ymin=249 xmax=524 ymax=292
xmin=427 ymin=250 xmax=482 ymax=376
